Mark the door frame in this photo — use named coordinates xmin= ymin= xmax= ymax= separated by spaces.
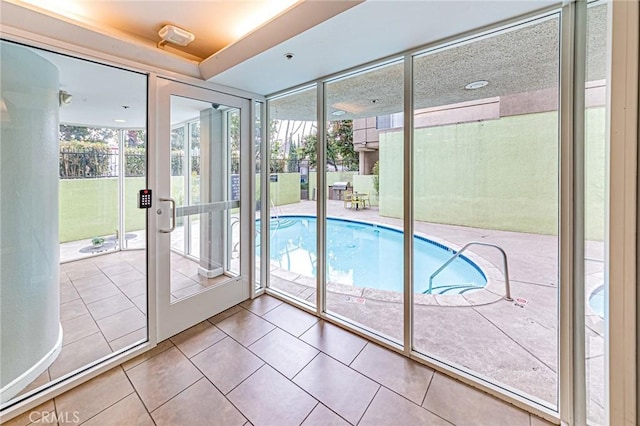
xmin=155 ymin=78 xmax=252 ymax=340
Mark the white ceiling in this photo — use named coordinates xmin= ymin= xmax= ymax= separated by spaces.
xmin=209 ymin=0 xmax=560 ymax=95
xmin=12 ymin=0 xmax=302 ymax=60
xmin=1 ymin=0 xmax=572 ymax=128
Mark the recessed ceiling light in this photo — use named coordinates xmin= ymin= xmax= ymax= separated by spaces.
xmin=371 ymin=99 xmax=380 ymax=103
xmin=332 ymin=110 xmax=346 ymax=116
xmin=465 ymin=80 xmax=489 ymax=90
xmin=284 ymin=53 xmax=295 ymax=60
xmin=114 ymin=119 xmax=126 ymax=123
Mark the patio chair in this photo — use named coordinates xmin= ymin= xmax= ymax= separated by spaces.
xmin=343 ymin=190 xmax=354 ymax=208
xmin=358 ymin=193 xmax=370 ymax=209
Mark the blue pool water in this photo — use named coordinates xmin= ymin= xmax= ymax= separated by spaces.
xmin=589 ymin=286 xmax=604 ymax=317
xmin=259 ymin=216 xmax=487 ymax=294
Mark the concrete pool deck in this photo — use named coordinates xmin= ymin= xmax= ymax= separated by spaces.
xmin=267 ymin=199 xmax=605 ymax=423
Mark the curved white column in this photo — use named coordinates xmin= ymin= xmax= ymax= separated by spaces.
xmin=0 ymin=42 xmax=61 ymax=403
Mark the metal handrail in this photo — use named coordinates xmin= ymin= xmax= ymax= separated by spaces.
xmin=427 ymin=241 xmax=512 ymax=301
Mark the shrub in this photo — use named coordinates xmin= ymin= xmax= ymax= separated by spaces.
xmin=372 ymin=161 xmax=380 ymax=195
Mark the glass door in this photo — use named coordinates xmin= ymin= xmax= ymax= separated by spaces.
xmin=156 ymin=79 xmax=250 ymax=340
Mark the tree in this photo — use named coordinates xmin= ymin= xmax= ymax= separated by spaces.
xmin=59 ymin=125 xmax=118 ymax=144
xmin=296 ymin=120 xmax=358 ymax=171
xmin=327 ymin=120 xmax=356 ymax=170
xmin=125 ymin=129 xmax=146 ymax=147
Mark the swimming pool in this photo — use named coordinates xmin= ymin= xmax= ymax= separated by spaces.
xmin=259 ymin=216 xmax=487 ymax=294
xmin=589 ymin=285 xmax=604 ymax=317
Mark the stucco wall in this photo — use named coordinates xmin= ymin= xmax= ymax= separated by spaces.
xmin=353 ymin=175 xmax=379 ymax=206
xmin=269 ymin=172 xmax=300 ymax=206
xmin=379 ymin=109 xmax=605 ymax=239
xmin=59 ymin=177 xmax=146 ymax=242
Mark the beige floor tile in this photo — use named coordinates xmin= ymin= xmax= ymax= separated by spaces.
xmin=262 ymin=303 xmax=319 ymax=337
xmin=96 ymin=307 xmax=146 ymax=342
xmin=249 ymin=328 xmax=319 ymax=379
xmin=71 ymin=273 xmax=111 ymax=291
xmin=60 ymin=282 xmax=80 ymax=304
xmin=208 ymin=305 xmax=243 ymax=324
xmin=360 ymin=387 xmax=452 ymax=426
xmin=100 ymin=262 xmax=135 ymax=277
xmin=240 ymin=295 xmax=282 ymax=316
xmin=531 ymin=415 xmax=557 ymax=426
xmin=109 ymin=327 xmax=147 ymax=352
xmin=191 ymin=337 xmax=263 ymax=394
xmin=152 ymin=378 xmax=245 ymax=426
xmin=126 ymin=346 xmax=202 ymax=411
xmin=17 ymin=369 xmax=50 ymax=397
xmin=301 ymin=404 xmax=350 ymax=426
xmin=1 ymin=401 xmax=55 ymax=426
xmin=228 ymin=365 xmax=317 ymax=426
xmin=77 ymin=282 xmax=122 ymax=304
xmin=293 ymin=353 xmax=379 ymax=425
xmin=118 ymin=279 xmax=147 ymax=298
xmin=216 ymin=309 xmax=275 ymax=346
xmin=108 ymin=269 xmax=145 ymax=287
xmin=86 ymin=293 xmax=134 ymax=320
xmin=82 ymin=393 xmax=154 ymax=426
xmin=64 ymin=265 xmax=102 ymax=281
xmin=60 ymin=298 xmax=89 ymax=321
xmin=199 ymin=274 xmax=230 ymax=287
xmin=300 ymin=321 xmax=367 ymax=365
xmin=122 ymin=339 xmax=174 ymax=371
xmin=170 ymin=321 xmax=226 ymax=358
xmin=61 ymin=313 xmax=100 ymax=346
xmin=49 ymin=332 xmax=112 ymax=380
xmin=422 ymin=373 xmax=530 ymax=426
xmin=351 ymin=343 xmax=434 ymax=404
xmin=55 ymin=367 xmax=133 ymax=424
xmin=131 ymin=294 xmax=147 ymax=313
xmin=171 ymin=272 xmax=200 ymax=291
xmin=172 ymin=283 xmax=207 ymax=300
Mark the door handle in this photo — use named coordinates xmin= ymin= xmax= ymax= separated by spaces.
xmin=159 ymin=197 xmax=176 ymax=233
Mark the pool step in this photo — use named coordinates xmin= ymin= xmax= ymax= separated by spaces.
xmin=256 ymin=218 xmax=298 ymax=231
xmin=422 ymin=283 xmax=484 ymax=295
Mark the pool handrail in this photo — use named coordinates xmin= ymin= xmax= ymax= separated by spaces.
xmin=427 ymin=241 xmax=512 ymax=301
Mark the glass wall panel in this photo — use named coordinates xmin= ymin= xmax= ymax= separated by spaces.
xmin=325 ymin=61 xmax=404 ymax=342
xmin=267 ymin=88 xmax=317 ymax=307
xmin=168 ymin=97 xmax=240 ymax=302
xmin=228 ymin=109 xmax=241 ymax=276
xmin=412 ymin=16 xmax=560 ymax=407
xmin=255 ymin=101 xmax=263 ymax=289
xmin=123 ymin=128 xmax=147 ymax=251
xmin=0 ymin=40 xmax=148 ymax=408
xmin=189 ymin=121 xmax=201 ymax=257
xmin=584 ymin=3 xmax=608 ymax=424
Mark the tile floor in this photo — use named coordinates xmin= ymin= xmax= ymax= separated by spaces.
xmin=22 ymin=250 xmax=149 ymax=396
xmin=17 ymin=247 xmax=232 ymax=401
xmin=8 ymin=295 xmax=555 ymax=426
